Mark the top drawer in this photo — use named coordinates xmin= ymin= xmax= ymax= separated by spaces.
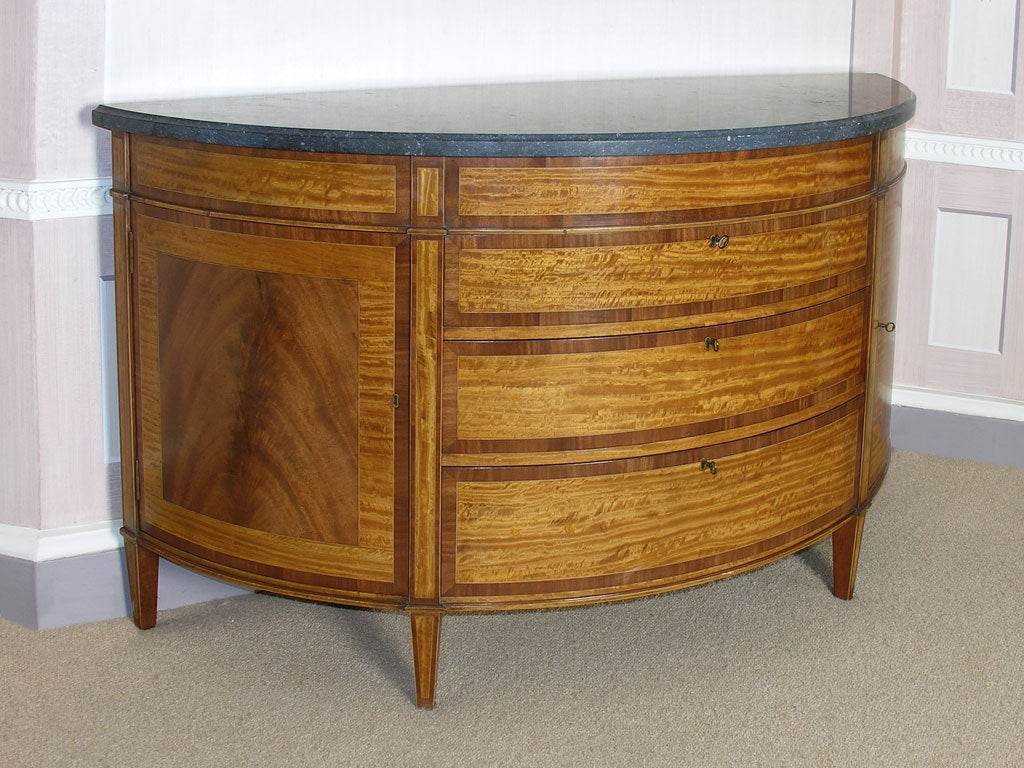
xmin=445 ymin=137 xmax=874 ymax=229
xmin=445 ymin=199 xmax=872 ymax=338
xmin=128 ymin=136 xmax=411 ymax=226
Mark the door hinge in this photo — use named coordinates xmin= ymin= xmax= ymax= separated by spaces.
xmin=127 ymin=230 xmax=136 ymax=275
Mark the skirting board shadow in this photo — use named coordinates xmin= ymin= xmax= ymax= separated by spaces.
xmin=890 ymin=405 xmax=1024 ymax=469
xmin=3 ymin=405 xmax=1018 ymax=630
xmin=0 ymin=548 xmax=248 ymax=631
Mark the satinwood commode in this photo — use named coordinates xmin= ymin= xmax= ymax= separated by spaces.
xmin=93 ymin=74 xmax=915 ymax=708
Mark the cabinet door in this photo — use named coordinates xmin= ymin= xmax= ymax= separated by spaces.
xmin=862 ymin=180 xmax=903 ymax=501
xmin=129 ymin=203 xmax=408 ymax=601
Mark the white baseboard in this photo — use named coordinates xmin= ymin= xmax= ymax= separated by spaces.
xmin=891 ymin=386 xmax=1024 ymax=423
xmin=0 ymin=519 xmax=123 ymax=562
xmin=0 ymin=519 xmax=249 ymax=630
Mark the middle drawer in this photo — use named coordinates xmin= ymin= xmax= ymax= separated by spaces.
xmin=442 ymin=291 xmax=866 ymax=459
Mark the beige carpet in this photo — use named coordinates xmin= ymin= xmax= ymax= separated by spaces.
xmin=3 ymin=451 xmax=1022 ymax=767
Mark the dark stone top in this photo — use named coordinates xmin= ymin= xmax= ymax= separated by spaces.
xmin=92 ymin=73 xmax=915 ymax=158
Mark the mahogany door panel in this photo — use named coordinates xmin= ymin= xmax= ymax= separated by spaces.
xmin=130 ymin=203 xmax=409 ymax=597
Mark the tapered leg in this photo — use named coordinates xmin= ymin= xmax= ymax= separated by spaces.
xmin=832 ymin=512 xmax=867 ymax=600
xmin=123 ymin=535 xmax=159 ymax=629
xmin=409 ymin=610 xmax=442 ymax=709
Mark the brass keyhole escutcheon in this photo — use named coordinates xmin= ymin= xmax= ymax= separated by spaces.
xmin=705 ymin=337 xmax=721 ymax=352
xmin=700 ymin=458 xmax=718 ymax=475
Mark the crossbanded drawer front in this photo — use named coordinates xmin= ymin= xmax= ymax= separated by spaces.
xmin=129 ymin=136 xmax=409 ymax=225
xmin=446 ymin=202 xmax=870 ymax=333
xmin=443 ymin=292 xmax=866 ymax=455
xmin=446 ymin=138 xmax=873 ymax=228
xmin=442 ymin=402 xmax=861 ymax=601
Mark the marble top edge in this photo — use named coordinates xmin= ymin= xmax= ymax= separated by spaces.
xmin=92 ymin=74 xmax=916 ymax=158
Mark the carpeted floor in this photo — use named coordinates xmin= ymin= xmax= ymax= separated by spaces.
xmin=2 ymin=450 xmax=1022 ymax=767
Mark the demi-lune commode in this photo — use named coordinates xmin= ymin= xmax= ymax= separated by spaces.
xmin=92 ymin=74 xmax=915 ymax=708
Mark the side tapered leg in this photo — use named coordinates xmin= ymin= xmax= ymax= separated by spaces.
xmin=409 ymin=610 xmax=442 ymax=709
xmin=831 ymin=512 xmax=867 ymax=600
xmin=123 ymin=534 xmax=159 ymax=629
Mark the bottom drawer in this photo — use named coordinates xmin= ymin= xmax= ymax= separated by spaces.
xmin=442 ymin=402 xmax=861 ymax=604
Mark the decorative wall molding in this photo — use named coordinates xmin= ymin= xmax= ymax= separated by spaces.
xmin=0 ymin=177 xmax=113 ymax=220
xmin=905 ymin=131 xmax=1024 ymax=172
xmin=0 ymin=519 xmax=122 ymax=562
xmin=892 ymin=385 xmax=1024 ymax=423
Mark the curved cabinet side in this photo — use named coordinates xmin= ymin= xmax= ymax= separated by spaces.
xmin=861 ymin=141 xmax=906 ymax=504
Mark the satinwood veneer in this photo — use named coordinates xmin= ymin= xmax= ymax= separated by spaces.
xmin=93 ymin=74 xmax=915 ymax=709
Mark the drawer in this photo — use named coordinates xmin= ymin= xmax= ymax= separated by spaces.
xmin=445 ymin=201 xmax=870 ymax=335
xmin=442 ymin=292 xmax=866 ymax=456
xmin=129 ymin=136 xmax=410 ymax=225
xmin=442 ymin=402 xmax=861 ymax=602
xmin=445 ymin=137 xmax=873 ymax=229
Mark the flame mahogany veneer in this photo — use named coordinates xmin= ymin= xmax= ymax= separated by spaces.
xmin=93 ymin=75 xmax=914 ymax=708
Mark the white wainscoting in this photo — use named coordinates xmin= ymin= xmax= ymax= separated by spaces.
xmin=928 ymin=209 xmax=1010 ymax=353
xmin=900 ymin=0 xmax=1023 ymax=140
xmin=892 ymin=0 xmax=1023 ymax=468
xmin=896 ymin=156 xmax=1023 ymax=402
xmin=946 ymin=0 xmax=1019 ymax=93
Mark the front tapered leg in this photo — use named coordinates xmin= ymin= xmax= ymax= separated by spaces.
xmin=832 ymin=512 xmax=866 ymax=600
xmin=123 ymin=534 xmax=159 ymax=629
xmin=409 ymin=610 xmax=442 ymax=709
